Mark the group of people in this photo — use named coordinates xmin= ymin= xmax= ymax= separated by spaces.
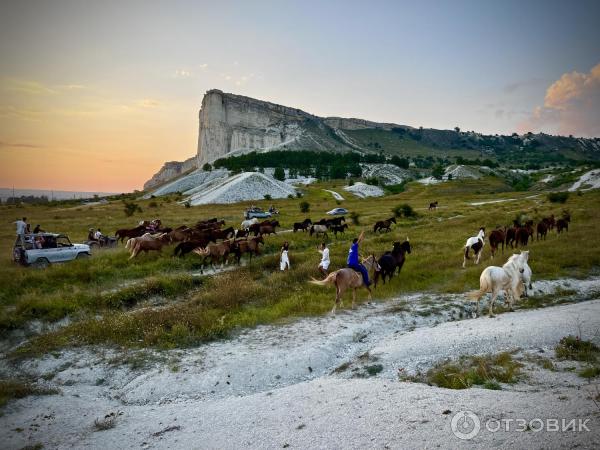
xmin=279 ymin=230 xmax=372 ymax=287
xmin=13 ymin=217 xmax=45 ymax=244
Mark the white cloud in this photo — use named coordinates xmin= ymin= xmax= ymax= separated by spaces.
xmin=519 ymin=63 xmax=600 ymax=137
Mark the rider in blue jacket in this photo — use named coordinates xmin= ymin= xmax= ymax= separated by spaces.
xmin=347 ymin=230 xmax=371 ymax=289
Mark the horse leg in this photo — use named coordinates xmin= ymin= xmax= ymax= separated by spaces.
xmin=488 ymin=290 xmax=499 ymax=317
xmin=462 ymin=247 xmax=468 ymax=268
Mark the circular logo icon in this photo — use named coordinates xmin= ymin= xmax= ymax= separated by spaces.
xmin=451 ymin=410 xmax=481 ymax=440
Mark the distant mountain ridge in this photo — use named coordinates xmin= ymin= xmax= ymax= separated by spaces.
xmin=144 ymin=89 xmax=600 ymax=189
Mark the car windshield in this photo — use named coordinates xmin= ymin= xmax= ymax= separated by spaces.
xmin=56 ymin=236 xmax=73 ymax=247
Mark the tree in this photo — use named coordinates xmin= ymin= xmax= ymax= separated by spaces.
xmin=391 ymin=155 xmax=409 ymax=169
xmin=273 ymin=167 xmax=285 ymax=181
xmin=454 ymin=126 xmax=460 ymax=133
xmin=202 ymin=163 xmax=213 ymax=171
xmin=329 ymin=164 xmax=347 ymax=179
xmin=431 ymin=165 xmax=444 ymax=180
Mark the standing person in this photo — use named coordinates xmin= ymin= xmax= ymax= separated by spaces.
xmin=280 ymin=241 xmax=290 ymax=271
xmin=347 ymin=230 xmax=371 ymax=290
xmin=14 ymin=217 xmax=27 ymax=246
xmin=317 ymin=242 xmax=330 ymax=277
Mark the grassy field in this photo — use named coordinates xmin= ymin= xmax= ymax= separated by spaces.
xmin=1 ymin=178 xmax=599 ymax=357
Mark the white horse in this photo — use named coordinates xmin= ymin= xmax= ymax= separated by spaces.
xmin=466 ymin=252 xmax=527 ymax=317
xmin=462 ymin=227 xmax=486 ymax=268
xmin=241 ymin=218 xmax=258 ymax=230
xmin=514 ymin=251 xmax=532 ymax=298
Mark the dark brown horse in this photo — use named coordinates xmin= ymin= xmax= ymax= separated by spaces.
xmin=428 ymin=201 xmax=438 ymax=210
xmin=536 ymin=222 xmax=548 ymax=241
xmin=557 ymin=212 xmax=570 ymax=234
xmin=115 ymin=225 xmax=146 ymax=243
xmin=542 ymin=214 xmax=556 ymax=230
xmin=331 ymin=223 xmax=349 ymax=237
xmin=488 ymin=228 xmax=506 ymax=258
xmin=373 ymin=217 xmax=396 ymax=233
xmin=373 ymin=239 xmax=411 ymax=287
xmin=293 ymin=218 xmax=312 ymax=232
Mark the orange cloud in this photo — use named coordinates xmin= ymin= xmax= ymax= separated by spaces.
xmin=519 ymin=63 xmax=600 ymax=137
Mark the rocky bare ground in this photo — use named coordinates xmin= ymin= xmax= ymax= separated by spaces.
xmin=1 ymin=278 xmax=600 ymax=449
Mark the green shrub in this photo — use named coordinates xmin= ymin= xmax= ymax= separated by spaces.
xmin=123 ymin=201 xmax=142 ymax=217
xmin=427 ymin=352 xmax=522 ymax=389
xmin=365 ymin=177 xmax=379 ymax=186
xmin=299 ymin=201 xmax=310 ymax=213
xmin=548 ymin=192 xmax=569 ymax=204
xmin=385 ymin=183 xmax=406 ymax=195
xmin=264 ymin=194 xmax=272 ymax=200
xmin=555 ymin=335 xmax=599 ymax=362
xmin=393 ymin=203 xmax=417 ymax=218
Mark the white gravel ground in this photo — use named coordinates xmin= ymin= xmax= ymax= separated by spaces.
xmin=1 ymin=278 xmax=599 ymax=449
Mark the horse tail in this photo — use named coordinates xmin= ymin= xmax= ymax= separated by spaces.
xmin=466 ymin=271 xmax=491 ymax=301
xmin=309 ymin=272 xmax=337 ymax=287
xmin=464 ymin=246 xmax=470 ymax=260
xmin=174 ymin=243 xmax=182 ymax=257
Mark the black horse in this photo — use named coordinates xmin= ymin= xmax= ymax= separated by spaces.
xmin=373 ymin=239 xmax=412 ymax=287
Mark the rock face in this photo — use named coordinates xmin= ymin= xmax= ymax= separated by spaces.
xmin=196 ymin=90 xmax=376 ymax=166
xmin=143 ymin=156 xmax=197 ymax=191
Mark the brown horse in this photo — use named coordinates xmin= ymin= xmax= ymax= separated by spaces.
xmin=542 ymin=214 xmax=555 ymax=230
xmin=193 ymin=239 xmax=238 ymax=271
xmin=234 ymin=235 xmax=264 ymax=264
xmin=373 ymin=217 xmax=396 ymax=233
xmin=115 ymin=225 xmax=146 ymax=243
xmin=429 ymin=201 xmax=438 ymax=210
xmin=129 ymin=233 xmax=170 ymax=259
xmin=309 ymin=255 xmax=379 ymax=314
xmin=536 ymin=222 xmax=548 ymax=241
xmin=488 ymin=228 xmax=506 ymax=258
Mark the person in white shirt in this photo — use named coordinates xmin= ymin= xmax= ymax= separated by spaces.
xmin=280 ymin=241 xmax=290 ymax=271
xmin=94 ymin=228 xmax=108 ymax=246
xmin=14 ymin=217 xmax=27 ymax=246
xmin=318 ymin=242 xmax=330 ymax=276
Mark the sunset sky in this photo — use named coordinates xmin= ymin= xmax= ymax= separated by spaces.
xmin=1 ymin=0 xmax=599 ymax=192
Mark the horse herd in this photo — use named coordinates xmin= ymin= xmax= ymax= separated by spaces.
xmin=114 ymin=206 xmax=571 ymax=319
xmin=118 ymin=217 xmax=275 ymax=270
xmin=463 ymin=210 xmax=571 ymax=268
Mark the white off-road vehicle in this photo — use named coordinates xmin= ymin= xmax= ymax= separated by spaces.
xmin=12 ymin=233 xmax=91 ymax=268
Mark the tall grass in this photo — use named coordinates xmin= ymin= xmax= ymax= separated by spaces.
xmin=2 ymin=179 xmax=600 ymax=355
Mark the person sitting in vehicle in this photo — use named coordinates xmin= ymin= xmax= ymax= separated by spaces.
xmin=34 ymin=236 xmax=44 ymax=249
xmin=33 ymin=224 xmax=44 ymax=234
xmin=88 ymin=228 xmax=98 ymax=242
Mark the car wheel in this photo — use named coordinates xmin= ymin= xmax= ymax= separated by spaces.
xmin=32 ymin=257 xmax=50 ymax=269
xmin=76 ymin=252 xmax=90 ymax=259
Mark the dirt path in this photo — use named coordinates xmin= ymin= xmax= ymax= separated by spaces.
xmin=1 ymin=278 xmax=599 ymax=449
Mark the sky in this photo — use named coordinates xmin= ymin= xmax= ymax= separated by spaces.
xmin=0 ymin=0 xmax=599 ymax=192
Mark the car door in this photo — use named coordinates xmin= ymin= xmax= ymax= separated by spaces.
xmin=55 ymin=236 xmax=76 ymax=261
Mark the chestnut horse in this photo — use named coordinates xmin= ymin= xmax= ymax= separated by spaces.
xmin=309 ymin=255 xmax=379 ymax=314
